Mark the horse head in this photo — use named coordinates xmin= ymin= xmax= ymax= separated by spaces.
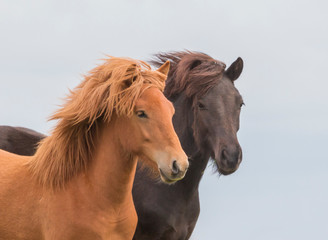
xmin=113 ymin=60 xmax=189 ymax=183
xmin=192 ymin=57 xmax=244 ymax=175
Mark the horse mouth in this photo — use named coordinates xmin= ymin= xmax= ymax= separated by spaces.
xmin=159 ymin=169 xmax=178 ymax=184
xmin=211 ymin=150 xmax=241 ymax=176
xmin=211 ymin=156 xmax=239 ymax=176
xmin=217 ymin=166 xmax=237 ymax=175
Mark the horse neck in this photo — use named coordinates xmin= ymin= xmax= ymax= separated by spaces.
xmin=82 ymin=119 xmax=138 ymax=207
xmin=171 ymin=96 xmax=210 ymax=196
xmin=176 ymin=136 xmax=210 ymax=197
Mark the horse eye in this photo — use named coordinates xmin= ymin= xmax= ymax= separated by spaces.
xmin=137 ymin=111 xmax=148 ymax=118
xmin=240 ymin=103 xmax=245 ymax=108
xmin=198 ymin=102 xmax=206 ymax=110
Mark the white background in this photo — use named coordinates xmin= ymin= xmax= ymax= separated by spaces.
xmin=1 ymin=1 xmax=327 ymax=239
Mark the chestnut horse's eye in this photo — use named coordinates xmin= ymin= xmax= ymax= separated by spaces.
xmin=240 ymin=102 xmax=245 ymax=108
xmin=198 ymin=102 xmax=206 ymax=110
xmin=137 ymin=111 xmax=148 ymax=118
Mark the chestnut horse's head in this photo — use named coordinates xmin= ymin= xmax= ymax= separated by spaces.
xmin=110 ymin=60 xmax=188 ymax=183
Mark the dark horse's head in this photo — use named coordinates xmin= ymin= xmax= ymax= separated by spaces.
xmin=152 ymin=51 xmax=244 ymax=175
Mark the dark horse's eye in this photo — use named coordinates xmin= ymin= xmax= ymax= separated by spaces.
xmin=198 ymin=102 xmax=206 ymax=110
xmin=240 ymin=103 xmax=245 ymax=108
xmin=137 ymin=111 xmax=148 ymax=118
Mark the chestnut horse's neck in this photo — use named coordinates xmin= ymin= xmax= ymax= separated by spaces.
xmin=81 ymin=117 xmax=138 ymax=207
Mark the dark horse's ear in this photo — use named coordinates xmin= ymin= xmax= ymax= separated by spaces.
xmin=225 ymin=57 xmax=243 ymax=81
xmin=190 ymin=60 xmax=202 ymax=70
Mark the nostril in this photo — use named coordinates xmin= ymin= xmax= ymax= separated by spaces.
xmin=221 ymin=149 xmax=227 ymax=160
xmin=172 ymin=160 xmax=180 ymax=175
xmin=221 ymin=147 xmax=240 ymax=168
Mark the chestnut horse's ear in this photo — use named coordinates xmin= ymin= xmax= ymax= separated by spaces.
xmin=225 ymin=57 xmax=243 ymax=81
xmin=157 ymin=60 xmax=170 ymax=76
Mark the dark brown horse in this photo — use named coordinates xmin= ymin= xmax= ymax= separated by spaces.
xmin=0 ymin=51 xmax=244 ymax=240
xmin=133 ymin=52 xmax=244 ymax=239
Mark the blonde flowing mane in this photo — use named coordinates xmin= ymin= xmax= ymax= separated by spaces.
xmin=27 ymin=57 xmax=166 ymax=189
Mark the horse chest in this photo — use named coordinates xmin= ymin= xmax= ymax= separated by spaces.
xmin=40 ymin=191 xmax=138 ymax=240
xmin=134 ymin=192 xmax=200 ymax=240
xmin=41 ymin=208 xmax=137 ymax=240
xmin=163 ymin=203 xmax=200 ymax=240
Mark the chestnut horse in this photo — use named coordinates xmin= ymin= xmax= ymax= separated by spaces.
xmin=0 ymin=51 xmax=244 ymax=239
xmin=0 ymin=57 xmax=188 ymax=240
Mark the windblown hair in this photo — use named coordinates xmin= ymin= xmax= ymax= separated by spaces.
xmin=27 ymin=57 xmax=166 ymax=189
xmin=151 ymin=51 xmax=226 ymax=100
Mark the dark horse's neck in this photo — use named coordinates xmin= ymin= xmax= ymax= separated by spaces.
xmin=177 ymin=151 xmax=209 ymax=198
xmin=170 ymin=95 xmax=210 ymax=198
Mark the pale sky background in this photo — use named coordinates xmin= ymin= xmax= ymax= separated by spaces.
xmin=0 ymin=0 xmax=327 ymax=239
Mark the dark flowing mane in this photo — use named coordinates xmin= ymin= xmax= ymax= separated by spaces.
xmin=151 ymin=51 xmax=226 ymax=100
xmin=27 ymin=57 xmax=166 ymax=189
